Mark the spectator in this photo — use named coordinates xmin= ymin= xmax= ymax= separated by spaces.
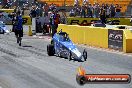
xmin=115 ymin=4 xmax=121 ymax=18
xmin=89 ymin=4 xmax=93 ymax=18
xmin=48 ymin=11 xmax=52 ymax=33
xmin=36 ymin=6 xmax=39 ymax=17
xmin=60 ymin=10 xmax=67 ymax=24
xmin=104 ymin=4 xmax=108 ymax=10
xmin=54 ymin=11 xmax=60 ymax=31
xmin=70 ymin=9 xmax=76 ymax=17
xmin=81 ymin=5 xmax=86 ymax=18
xmin=43 ymin=4 xmax=49 ymax=17
xmin=93 ymin=3 xmax=98 ymax=18
xmin=86 ymin=4 xmax=90 ymax=17
xmin=110 ymin=4 xmax=116 ymax=17
xmin=76 ymin=6 xmax=81 ymax=16
xmin=96 ymin=4 xmax=100 ymax=18
xmin=36 ymin=7 xmax=42 ymax=17
xmin=106 ymin=6 xmax=110 ymax=18
xmin=22 ymin=5 xmax=25 ymax=15
xmin=100 ymin=9 xmax=106 ymax=24
xmin=30 ymin=6 xmax=37 ymax=18
xmin=49 ymin=10 xmax=56 ymax=37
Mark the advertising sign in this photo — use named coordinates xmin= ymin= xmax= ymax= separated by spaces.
xmin=0 ymin=11 xmax=31 ymax=25
xmin=108 ymin=29 xmax=123 ymax=50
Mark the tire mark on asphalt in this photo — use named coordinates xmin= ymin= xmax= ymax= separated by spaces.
xmin=18 ymin=47 xmax=47 ymax=57
xmin=2 ymin=56 xmax=76 ymax=88
xmin=0 ymin=38 xmax=48 ymax=57
xmin=1 ymin=35 xmax=47 ymax=52
xmin=0 ymin=36 xmax=82 ymax=70
xmin=0 ymin=34 xmax=82 ymax=69
xmin=1 ymin=56 xmax=52 ymax=88
xmin=0 ymin=47 xmax=18 ymax=57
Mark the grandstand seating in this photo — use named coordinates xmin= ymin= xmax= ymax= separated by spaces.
xmin=97 ymin=0 xmax=131 ymax=12
xmin=38 ymin=0 xmax=131 ymax=12
xmin=38 ymin=0 xmax=74 ymax=6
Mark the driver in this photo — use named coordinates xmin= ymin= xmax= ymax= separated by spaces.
xmin=64 ymin=34 xmax=69 ymax=41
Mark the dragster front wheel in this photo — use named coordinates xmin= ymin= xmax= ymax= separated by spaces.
xmin=83 ymin=49 xmax=87 ymax=61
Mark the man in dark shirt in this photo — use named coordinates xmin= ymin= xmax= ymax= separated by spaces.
xmin=100 ymin=9 xmax=107 ymax=24
xmin=14 ymin=12 xmax=23 ymax=46
xmin=30 ymin=7 xmax=37 ymax=18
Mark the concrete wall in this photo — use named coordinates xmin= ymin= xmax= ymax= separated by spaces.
xmin=57 ymin=24 xmax=108 ymax=49
xmin=57 ymin=24 xmax=132 ymax=53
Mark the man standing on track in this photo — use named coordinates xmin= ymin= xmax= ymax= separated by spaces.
xmin=50 ymin=10 xmax=60 ymax=37
xmin=54 ymin=11 xmax=60 ymax=32
xmin=14 ymin=12 xmax=23 ymax=46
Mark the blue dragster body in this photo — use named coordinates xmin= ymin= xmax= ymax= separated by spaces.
xmin=52 ymin=31 xmax=83 ymax=61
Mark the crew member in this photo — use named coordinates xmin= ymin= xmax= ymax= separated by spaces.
xmin=15 ymin=12 xmax=23 ymax=46
xmin=50 ymin=10 xmax=56 ymax=37
xmin=54 ymin=11 xmax=60 ymax=32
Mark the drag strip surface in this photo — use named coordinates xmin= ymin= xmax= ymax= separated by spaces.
xmin=0 ymin=33 xmax=132 ymax=88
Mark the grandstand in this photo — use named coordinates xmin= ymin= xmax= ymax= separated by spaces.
xmin=37 ymin=0 xmax=131 ymax=13
xmin=96 ymin=0 xmax=131 ymax=12
xmin=38 ymin=0 xmax=74 ymax=6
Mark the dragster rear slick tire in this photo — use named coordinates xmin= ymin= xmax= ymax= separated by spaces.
xmin=47 ymin=44 xmax=55 ymax=56
xmin=83 ymin=49 xmax=87 ymax=61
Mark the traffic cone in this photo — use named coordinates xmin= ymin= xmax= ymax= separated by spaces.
xmin=28 ymin=26 xmax=32 ymax=36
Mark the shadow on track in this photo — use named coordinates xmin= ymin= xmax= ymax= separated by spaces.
xmin=22 ymin=45 xmax=32 ymax=47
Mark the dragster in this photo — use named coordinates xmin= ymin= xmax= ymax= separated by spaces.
xmin=47 ymin=29 xmax=87 ymax=61
xmin=0 ymin=21 xmax=9 ymax=34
